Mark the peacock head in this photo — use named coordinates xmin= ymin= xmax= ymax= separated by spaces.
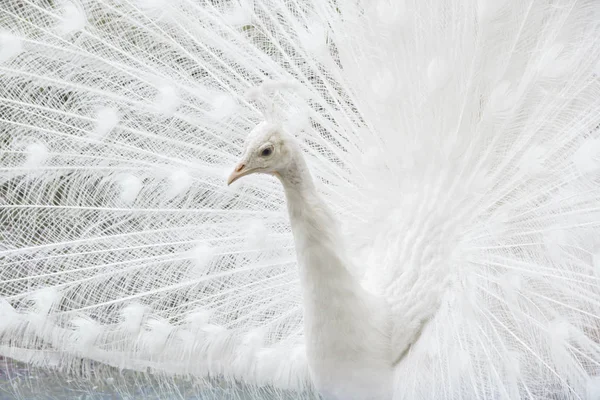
xmin=227 ymin=121 xmax=292 ymax=185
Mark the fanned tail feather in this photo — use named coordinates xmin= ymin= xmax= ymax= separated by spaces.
xmin=1 ymin=0 xmax=600 ymax=398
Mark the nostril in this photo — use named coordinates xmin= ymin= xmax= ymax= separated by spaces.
xmin=235 ymin=164 xmax=245 ymax=172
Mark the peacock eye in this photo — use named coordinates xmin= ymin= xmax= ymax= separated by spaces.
xmin=261 ymin=147 xmax=273 ymax=157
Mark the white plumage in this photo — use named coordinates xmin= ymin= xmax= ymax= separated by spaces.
xmin=228 ymin=123 xmax=393 ymax=399
xmin=1 ymin=0 xmax=600 ymax=399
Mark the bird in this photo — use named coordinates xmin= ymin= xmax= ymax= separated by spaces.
xmin=1 ymin=0 xmax=600 ymax=399
xmin=227 ymin=121 xmax=393 ymax=400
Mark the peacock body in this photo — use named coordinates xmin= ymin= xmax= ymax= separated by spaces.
xmin=1 ymin=0 xmax=600 ymax=399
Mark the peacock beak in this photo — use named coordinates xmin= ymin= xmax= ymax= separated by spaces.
xmin=227 ymin=162 xmax=254 ymax=185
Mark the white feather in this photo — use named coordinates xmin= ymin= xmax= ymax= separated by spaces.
xmin=93 ymin=107 xmax=119 ymax=140
xmin=28 ymin=287 xmax=59 ymax=316
xmin=245 ymin=220 xmax=269 ymax=249
xmin=116 ymin=173 xmax=142 ymax=205
xmin=119 ymin=303 xmax=148 ymax=335
xmin=0 ymin=31 xmax=22 ymax=63
xmin=57 ymin=1 xmax=86 ymax=36
xmin=477 ymin=0 xmax=508 ymax=22
xmin=139 ymin=318 xmax=174 ymax=355
xmin=370 ymin=68 xmax=396 ymax=101
xmin=167 ymin=168 xmax=192 ymax=198
xmin=24 ymin=142 xmax=49 ymax=168
xmin=375 ymin=0 xmax=406 ymax=26
xmin=427 ymin=58 xmax=450 ymax=91
xmin=210 ymin=93 xmax=237 ymax=119
xmin=588 ymin=377 xmax=600 ymax=400
xmin=188 ymin=243 xmax=215 ymax=276
xmin=185 ymin=310 xmax=212 ymax=331
xmin=70 ymin=317 xmax=103 ymax=351
xmin=154 ymin=83 xmax=179 ymax=117
xmin=223 ymin=2 xmax=253 ymax=27
xmin=1 ymin=0 xmax=600 ymax=399
xmin=0 ymin=299 xmax=19 ymax=334
xmin=572 ymin=139 xmax=600 ymax=174
xmin=134 ymin=0 xmax=172 ymax=20
xmin=298 ymin=22 xmax=328 ymax=58
xmin=489 ymin=80 xmax=515 ymax=114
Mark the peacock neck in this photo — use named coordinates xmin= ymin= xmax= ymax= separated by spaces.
xmin=278 ymin=150 xmax=393 ymax=400
xmin=278 ymin=154 xmax=354 ymax=284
